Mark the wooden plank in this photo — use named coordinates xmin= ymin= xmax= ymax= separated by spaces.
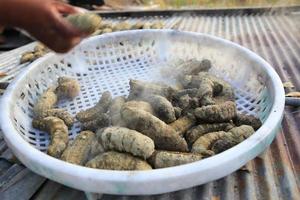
xmin=0 ymin=168 xmax=45 ymax=200
xmin=51 ymin=186 xmax=86 ymax=200
xmin=0 ymin=130 xmax=4 ymax=140
xmin=31 ymin=180 xmax=62 ymax=200
xmin=0 ymin=164 xmax=24 ymax=188
xmin=0 ymin=159 xmax=12 ymax=176
xmin=0 ymin=141 xmax=8 ymax=155
xmin=0 ymin=148 xmax=19 ymax=163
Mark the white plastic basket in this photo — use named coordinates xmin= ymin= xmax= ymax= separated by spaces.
xmin=0 ymin=30 xmax=284 ymax=195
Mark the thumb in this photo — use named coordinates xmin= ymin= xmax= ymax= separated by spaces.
xmin=51 ymin=9 xmax=85 ymax=38
xmin=54 ymin=2 xmax=85 ymax=14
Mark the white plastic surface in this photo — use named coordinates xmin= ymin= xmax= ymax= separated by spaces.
xmin=0 ymin=30 xmax=285 ymax=195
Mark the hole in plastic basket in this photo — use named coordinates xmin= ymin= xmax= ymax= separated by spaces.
xmin=244 ymin=104 xmax=250 ymax=108
xmin=21 ymin=107 xmax=27 ymax=114
xmin=29 ymin=136 xmax=36 ymax=141
xmin=151 ymin=40 xmax=155 ymax=46
xmin=20 ymin=128 xmax=26 ymax=135
xmin=245 ymin=96 xmax=252 ymax=101
xmin=27 ymin=91 xmax=33 ymax=99
xmin=28 ymin=102 xmax=34 ymax=108
xmin=28 ymin=113 xmax=33 ymax=119
xmin=257 ymin=100 xmax=261 ymax=104
xmin=20 ymin=92 xmax=25 ymax=100
xmin=249 ymin=107 xmax=255 ymax=111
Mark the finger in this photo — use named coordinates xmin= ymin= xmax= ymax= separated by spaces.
xmin=73 ymin=6 xmax=88 ymax=14
xmin=30 ymin=25 xmax=82 ymax=53
xmin=50 ymin=10 xmax=85 ymax=38
xmin=42 ymin=34 xmax=81 ymax=53
xmin=51 ymin=37 xmax=82 ymax=53
xmin=46 ymin=31 xmax=82 ymax=53
xmin=54 ymin=2 xmax=79 ymax=14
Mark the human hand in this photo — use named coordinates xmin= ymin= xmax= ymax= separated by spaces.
xmin=0 ymin=0 xmax=86 ymax=53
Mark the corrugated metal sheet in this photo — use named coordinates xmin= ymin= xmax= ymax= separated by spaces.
xmin=0 ymin=10 xmax=299 ymax=200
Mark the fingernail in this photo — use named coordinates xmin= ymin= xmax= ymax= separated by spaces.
xmin=75 ymin=7 xmax=88 ymax=13
xmin=72 ymin=37 xmax=82 ymax=45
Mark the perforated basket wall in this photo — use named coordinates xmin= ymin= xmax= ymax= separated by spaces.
xmin=10 ymin=30 xmax=273 ymax=152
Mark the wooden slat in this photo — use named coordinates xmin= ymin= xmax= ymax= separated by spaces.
xmin=31 ymin=180 xmax=63 ymax=200
xmin=0 ymin=140 xmax=7 ymax=154
xmin=0 ymin=159 xmax=12 ymax=176
xmin=0 ymin=164 xmax=24 ymax=188
xmin=0 ymin=168 xmax=45 ymax=200
xmin=0 ymin=148 xmax=19 ymax=163
xmin=51 ymin=185 xmax=86 ymax=200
